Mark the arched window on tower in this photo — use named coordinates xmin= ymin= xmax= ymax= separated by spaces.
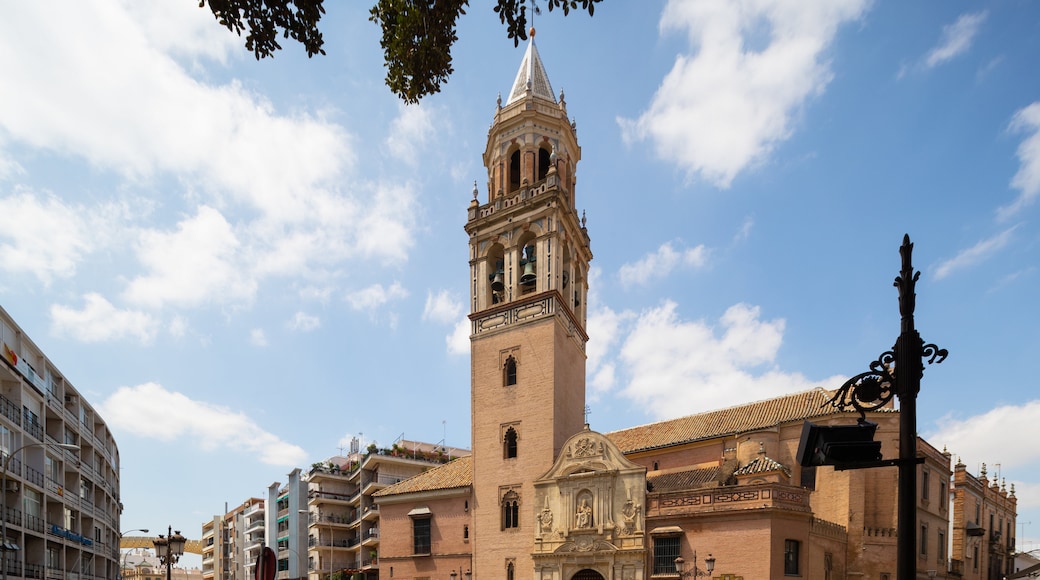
xmin=503 ymin=356 xmax=517 ymax=386
xmin=504 ymin=426 xmax=518 ymax=459
xmin=502 ymin=491 xmax=520 ymax=529
xmin=509 ymin=150 xmax=521 ymax=192
xmin=507 ymin=562 xmax=515 ymax=580
xmin=538 ymin=147 xmax=551 ymax=181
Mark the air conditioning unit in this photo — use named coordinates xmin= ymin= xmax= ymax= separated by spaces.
xmin=6 ymin=481 xmax=20 ymax=493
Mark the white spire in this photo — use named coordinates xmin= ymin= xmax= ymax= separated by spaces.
xmin=506 ymin=30 xmax=556 ymax=105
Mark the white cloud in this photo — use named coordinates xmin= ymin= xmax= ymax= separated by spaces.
xmin=289 ymin=311 xmax=321 ymax=332
xmin=446 ymin=318 xmax=470 ymax=356
xmin=99 ymin=382 xmax=307 ymax=466
xmin=617 ymin=301 xmax=840 ymax=419
xmin=925 ymin=11 xmax=987 ymax=68
xmin=0 ymin=3 xmax=354 ymax=218
xmin=929 ymin=402 xmax=1040 ymax=470
xmin=927 ymin=401 xmax=1040 ymax=508
xmin=250 ymin=328 xmax=268 ymax=347
xmin=423 ymin=290 xmax=464 ymax=324
xmin=49 ymin=293 xmax=158 ymax=344
xmin=386 ymin=104 xmax=435 ymax=166
xmin=933 ymin=226 xmax=1017 ymax=280
xmin=0 ymin=4 xmax=427 ymax=320
xmin=123 ymin=206 xmax=256 ymax=309
xmin=351 ymin=182 xmax=419 ymax=265
xmin=619 ymin=0 xmax=869 ymax=187
xmin=619 ymin=241 xmax=708 ymax=287
xmin=999 ymin=102 xmax=1040 ymax=220
xmin=345 ymin=282 xmax=409 ymax=311
xmin=0 ymin=190 xmax=95 ymax=284
xmin=168 ymin=316 xmax=189 ymax=338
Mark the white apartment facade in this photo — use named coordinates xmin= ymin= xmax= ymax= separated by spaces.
xmin=0 ymin=304 xmax=123 ymax=579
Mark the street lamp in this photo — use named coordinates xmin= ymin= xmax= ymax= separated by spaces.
xmin=816 ymin=235 xmax=947 ymax=580
xmin=152 ymin=526 xmax=187 ymax=580
xmin=1 ymin=441 xmax=79 ymax=580
xmin=675 ymin=553 xmax=715 ymax=578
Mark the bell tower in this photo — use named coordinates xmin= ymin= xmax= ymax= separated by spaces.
xmin=465 ymin=30 xmax=592 ymax=580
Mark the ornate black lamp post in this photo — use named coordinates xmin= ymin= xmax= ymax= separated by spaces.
xmin=152 ymin=527 xmax=187 ymax=580
xmin=675 ymin=553 xmax=715 ymax=578
xmin=822 ymin=235 xmax=948 ymax=580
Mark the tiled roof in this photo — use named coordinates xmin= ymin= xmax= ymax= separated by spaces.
xmin=734 ymin=455 xmax=791 ymax=478
xmin=373 ymin=456 xmax=472 ymax=497
xmin=606 ymin=388 xmax=858 ymax=454
xmin=647 ymin=467 xmax=720 ymax=492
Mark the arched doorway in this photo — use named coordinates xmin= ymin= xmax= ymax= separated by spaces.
xmin=571 ymin=569 xmax=605 ymax=580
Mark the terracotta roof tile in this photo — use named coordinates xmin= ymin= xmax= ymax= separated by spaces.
xmin=606 ymin=388 xmax=864 ymax=454
xmin=374 ymin=456 xmax=472 ymax=497
xmin=734 ymin=455 xmax=790 ymax=478
xmin=647 ymin=467 xmax=720 ymax=492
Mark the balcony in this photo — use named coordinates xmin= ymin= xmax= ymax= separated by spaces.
xmin=646 ymin=482 xmax=812 ymax=518
xmin=361 ymin=505 xmax=379 ymax=522
xmin=309 ymin=489 xmax=357 ymax=504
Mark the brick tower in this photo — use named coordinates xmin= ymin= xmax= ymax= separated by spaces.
xmin=464 ymin=30 xmax=592 ymax=580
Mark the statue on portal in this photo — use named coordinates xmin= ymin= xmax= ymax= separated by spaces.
xmin=575 ymin=498 xmax=593 ymax=529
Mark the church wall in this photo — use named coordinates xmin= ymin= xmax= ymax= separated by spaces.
xmin=377 ymin=493 xmax=472 ymax=580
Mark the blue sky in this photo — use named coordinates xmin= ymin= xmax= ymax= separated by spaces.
xmin=2 ymin=0 xmax=1040 ymax=565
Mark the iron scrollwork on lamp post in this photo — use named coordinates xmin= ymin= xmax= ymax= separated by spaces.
xmin=819 ymin=235 xmax=948 ymax=580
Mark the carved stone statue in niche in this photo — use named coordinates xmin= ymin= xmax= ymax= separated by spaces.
xmin=575 ymin=498 xmax=593 ymax=529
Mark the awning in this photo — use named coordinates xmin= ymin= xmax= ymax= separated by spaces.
xmin=407 ymin=507 xmax=431 ymax=517
xmin=649 ymin=526 xmax=683 ymax=536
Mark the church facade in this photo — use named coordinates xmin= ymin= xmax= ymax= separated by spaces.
xmin=372 ymin=34 xmax=1014 ymax=580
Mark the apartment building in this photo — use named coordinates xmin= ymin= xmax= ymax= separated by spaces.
xmin=200 ymin=498 xmax=264 ymax=580
xmin=0 ymin=304 xmax=122 ymax=579
xmin=304 ymin=440 xmax=469 ymax=580
xmin=268 ymin=468 xmax=308 ymax=580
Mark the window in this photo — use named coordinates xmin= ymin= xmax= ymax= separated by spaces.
xmin=940 ymin=482 xmax=947 ymax=509
xmin=652 ymin=536 xmax=680 ymax=575
xmin=938 ymin=531 xmax=945 ymax=561
xmin=463 ymin=525 xmax=469 ymax=540
xmin=504 ymin=427 xmax=518 ymax=459
xmin=507 ymin=562 xmax=515 ymax=580
xmin=502 ymin=491 xmax=520 ymax=529
xmin=504 ymin=356 xmax=517 ymax=386
xmin=412 ymin=517 xmax=431 ymax=555
xmin=509 ymin=150 xmax=521 ymax=191
xmin=973 ymin=546 xmax=979 ymax=569
xmin=277 ymin=559 xmax=289 ymax=572
xmin=800 ymin=465 xmax=817 ymax=490
xmin=537 ymin=147 xmax=551 ymax=181
xmin=975 ymin=502 xmax=980 ymax=524
xmin=922 ymin=471 xmax=930 ymax=500
xmin=920 ymin=525 xmax=928 ymax=556
xmin=784 ymin=540 xmax=800 ymax=575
